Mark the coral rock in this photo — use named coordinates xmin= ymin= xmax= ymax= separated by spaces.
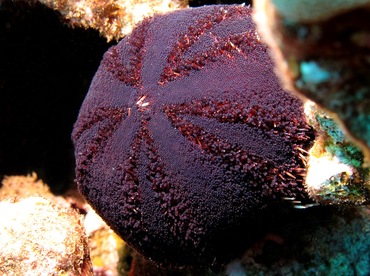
xmin=0 ymin=197 xmax=92 ymax=275
xmin=72 ymin=5 xmax=315 ymax=265
xmin=39 ymin=0 xmax=188 ymax=41
xmin=0 ymin=172 xmax=52 ymax=200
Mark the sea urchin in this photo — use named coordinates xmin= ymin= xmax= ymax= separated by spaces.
xmin=72 ymin=5 xmax=315 ymax=265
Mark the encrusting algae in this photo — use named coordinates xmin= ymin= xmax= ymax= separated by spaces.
xmin=304 ymin=102 xmax=370 ymax=205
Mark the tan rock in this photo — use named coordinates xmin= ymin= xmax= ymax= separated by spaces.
xmin=0 ymin=196 xmax=93 ymax=275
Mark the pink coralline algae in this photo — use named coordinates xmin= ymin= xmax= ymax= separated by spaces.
xmin=72 ymin=5 xmax=315 ymax=265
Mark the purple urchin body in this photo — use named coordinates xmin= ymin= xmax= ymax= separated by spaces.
xmin=72 ymin=5 xmax=315 ymax=265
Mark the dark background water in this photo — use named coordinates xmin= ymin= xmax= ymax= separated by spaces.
xmin=0 ymin=0 xmax=110 ymax=192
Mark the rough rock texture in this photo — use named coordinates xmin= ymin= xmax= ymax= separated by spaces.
xmin=0 ymin=196 xmax=92 ymax=275
xmin=38 ymin=0 xmax=188 ymax=41
xmin=0 ymin=172 xmax=52 ymax=199
xmin=73 ymin=5 xmax=314 ymax=265
xmin=254 ymin=0 xmax=370 ymax=158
